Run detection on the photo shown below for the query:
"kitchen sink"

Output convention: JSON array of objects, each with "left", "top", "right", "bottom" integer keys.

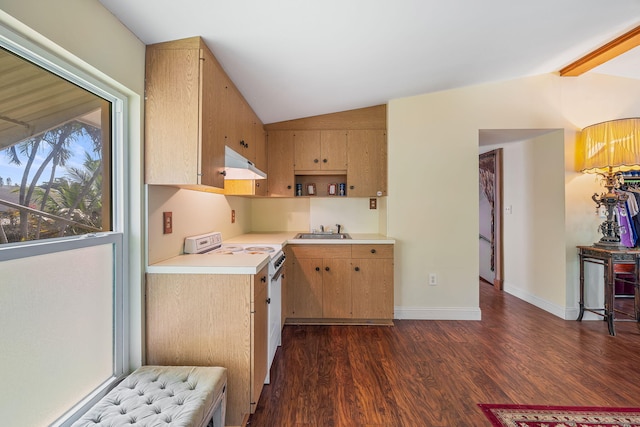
[{"left": 295, "top": 233, "right": 352, "bottom": 239}]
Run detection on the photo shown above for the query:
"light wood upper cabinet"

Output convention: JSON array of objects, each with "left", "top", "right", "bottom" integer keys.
[
  {"left": 145, "top": 36, "right": 266, "bottom": 193},
  {"left": 347, "top": 130, "right": 387, "bottom": 197},
  {"left": 145, "top": 37, "right": 225, "bottom": 189},
  {"left": 265, "top": 105, "right": 387, "bottom": 197},
  {"left": 267, "top": 130, "right": 295, "bottom": 197},
  {"left": 294, "top": 130, "right": 347, "bottom": 172}
]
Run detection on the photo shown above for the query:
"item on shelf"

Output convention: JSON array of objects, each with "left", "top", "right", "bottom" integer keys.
[
  {"left": 307, "top": 183, "right": 316, "bottom": 196},
  {"left": 296, "top": 183, "right": 303, "bottom": 196},
  {"left": 328, "top": 183, "right": 337, "bottom": 195},
  {"left": 339, "top": 183, "right": 346, "bottom": 196}
]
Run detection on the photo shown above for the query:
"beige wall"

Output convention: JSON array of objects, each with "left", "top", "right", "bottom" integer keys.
[
  {"left": 0, "top": 0, "right": 146, "bottom": 366},
  {"left": 482, "top": 130, "right": 567, "bottom": 316},
  {"left": 388, "top": 73, "right": 640, "bottom": 320},
  {"left": 147, "top": 187, "right": 389, "bottom": 263},
  {"left": 147, "top": 186, "right": 252, "bottom": 264}
]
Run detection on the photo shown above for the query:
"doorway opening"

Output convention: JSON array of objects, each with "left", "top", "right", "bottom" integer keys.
[{"left": 479, "top": 149, "right": 503, "bottom": 289}]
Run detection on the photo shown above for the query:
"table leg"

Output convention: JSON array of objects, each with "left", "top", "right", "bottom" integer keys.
[
  {"left": 635, "top": 257, "right": 640, "bottom": 322},
  {"left": 605, "top": 259, "right": 615, "bottom": 336},
  {"left": 578, "top": 253, "right": 585, "bottom": 321}
]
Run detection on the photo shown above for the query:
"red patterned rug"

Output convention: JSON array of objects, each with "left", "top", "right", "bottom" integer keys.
[{"left": 478, "top": 403, "right": 640, "bottom": 426}]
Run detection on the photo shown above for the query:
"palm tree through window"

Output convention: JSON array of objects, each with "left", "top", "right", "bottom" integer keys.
[{"left": 0, "top": 47, "right": 111, "bottom": 243}]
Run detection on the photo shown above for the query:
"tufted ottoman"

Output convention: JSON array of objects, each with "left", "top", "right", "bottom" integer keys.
[{"left": 71, "top": 365, "right": 227, "bottom": 427}]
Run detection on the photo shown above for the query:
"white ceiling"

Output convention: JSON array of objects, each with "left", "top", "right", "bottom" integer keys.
[{"left": 99, "top": 0, "right": 640, "bottom": 125}]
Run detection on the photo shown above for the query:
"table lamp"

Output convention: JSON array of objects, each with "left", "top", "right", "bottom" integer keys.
[{"left": 576, "top": 118, "right": 640, "bottom": 247}]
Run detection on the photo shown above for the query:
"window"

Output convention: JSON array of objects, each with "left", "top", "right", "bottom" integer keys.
[
  {"left": 0, "top": 24, "right": 128, "bottom": 427},
  {"left": 0, "top": 46, "right": 112, "bottom": 244}
]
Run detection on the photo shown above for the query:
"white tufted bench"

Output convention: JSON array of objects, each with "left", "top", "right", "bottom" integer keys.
[{"left": 71, "top": 365, "right": 227, "bottom": 427}]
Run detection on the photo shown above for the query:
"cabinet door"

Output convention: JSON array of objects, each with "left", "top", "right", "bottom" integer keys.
[
  {"left": 144, "top": 47, "right": 200, "bottom": 185},
  {"left": 292, "top": 258, "right": 323, "bottom": 318},
  {"left": 320, "top": 130, "right": 347, "bottom": 171},
  {"left": 322, "top": 258, "right": 351, "bottom": 318},
  {"left": 267, "top": 131, "right": 295, "bottom": 196},
  {"left": 351, "top": 258, "right": 394, "bottom": 319},
  {"left": 239, "top": 102, "right": 257, "bottom": 162},
  {"left": 254, "top": 124, "right": 267, "bottom": 172},
  {"left": 347, "top": 130, "right": 387, "bottom": 197},
  {"left": 200, "top": 45, "right": 225, "bottom": 188},
  {"left": 294, "top": 130, "right": 321, "bottom": 171},
  {"left": 251, "top": 268, "right": 268, "bottom": 412}
]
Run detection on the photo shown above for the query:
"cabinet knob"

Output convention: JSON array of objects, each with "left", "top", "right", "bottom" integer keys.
[
  {"left": 315, "top": 267, "right": 320, "bottom": 272},
  {"left": 323, "top": 158, "right": 328, "bottom": 163},
  {"left": 266, "top": 298, "right": 271, "bottom": 304},
  {"left": 261, "top": 276, "right": 266, "bottom": 282},
  {"left": 287, "top": 185, "right": 292, "bottom": 189},
  {"left": 220, "top": 170, "right": 227, "bottom": 176},
  {"left": 325, "top": 266, "right": 330, "bottom": 272},
  {"left": 370, "top": 249, "right": 377, "bottom": 254},
  {"left": 256, "top": 182, "right": 260, "bottom": 187},
  {"left": 350, "top": 185, "right": 355, "bottom": 190},
  {"left": 354, "top": 266, "right": 360, "bottom": 272},
  {"left": 314, "top": 158, "right": 319, "bottom": 163}
]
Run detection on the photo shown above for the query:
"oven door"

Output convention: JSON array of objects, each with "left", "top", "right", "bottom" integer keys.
[{"left": 266, "top": 261, "right": 283, "bottom": 384}]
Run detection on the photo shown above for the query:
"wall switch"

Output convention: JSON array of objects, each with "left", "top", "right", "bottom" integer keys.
[
  {"left": 163, "top": 212, "right": 172, "bottom": 234},
  {"left": 231, "top": 209, "right": 236, "bottom": 223},
  {"left": 370, "top": 198, "right": 377, "bottom": 209},
  {"left": 429, "top": 273, "right": 437, "bottom": 286}
]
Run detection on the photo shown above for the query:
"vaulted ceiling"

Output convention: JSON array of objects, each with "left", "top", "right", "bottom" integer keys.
[{"left": 99, "top": 0, "right": 640, "bottom": 124}]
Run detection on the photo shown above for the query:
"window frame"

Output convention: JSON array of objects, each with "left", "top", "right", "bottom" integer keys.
[{"left": 0, "top": 23, "right": 130, "bottom": 427}]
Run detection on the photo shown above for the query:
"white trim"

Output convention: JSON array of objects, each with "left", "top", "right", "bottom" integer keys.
[
  {"left": 503, "top": 283, "right": 582, "bottom": 320},
  {"left": 394, "top": 306, "right": 482, "bottom": 320},
  {"left": 0, "top": 21, "right": 130, "bottom": 427}
]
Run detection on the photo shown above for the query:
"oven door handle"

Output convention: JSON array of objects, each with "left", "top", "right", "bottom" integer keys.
[{"left": 271, "top": 267, "right": 284, "bottom": 282}]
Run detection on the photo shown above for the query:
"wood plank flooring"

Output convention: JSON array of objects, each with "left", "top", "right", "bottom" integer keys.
[{"left": 249, "top": 282, "right": 640, "bottom": 426}]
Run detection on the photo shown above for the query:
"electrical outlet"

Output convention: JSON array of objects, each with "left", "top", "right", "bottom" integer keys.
[
  {"left": 429, "top": 273, "right": 437, "bottom": 286},
  {"left": 370, "top": 198, "right": 377, "bottom": 209},
  {"left": 231, "top": 209, "right": 236, "bottom": 223},
  {"left": 163, "top": 212, "right": 172, "bottom": 234}
]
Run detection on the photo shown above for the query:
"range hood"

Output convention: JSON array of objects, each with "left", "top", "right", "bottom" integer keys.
[{"left": 224, "top": 146, "right": 267, "bottom": 180}]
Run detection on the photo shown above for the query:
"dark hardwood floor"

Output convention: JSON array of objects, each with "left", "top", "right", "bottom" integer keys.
[{"left": 249, "top": 282, "right": 640, "bottom": 426}]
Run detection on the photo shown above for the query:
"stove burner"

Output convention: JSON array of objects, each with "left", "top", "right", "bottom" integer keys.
[
  {"left": 244, "top": 246, "right": 275, "bottom": 253},
  {"left": 221, "top": 245, "right": 244, "bottom": 252}
]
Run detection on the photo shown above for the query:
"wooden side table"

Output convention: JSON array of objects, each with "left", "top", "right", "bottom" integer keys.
[{"left": 577, "top": 245, "right": 640, "bottom": 336}]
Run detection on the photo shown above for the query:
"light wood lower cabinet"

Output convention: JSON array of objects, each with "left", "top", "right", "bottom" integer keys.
[
  {"left": 351, "top": 245, "right": 394, "bottom": 319},
  {"left": 287, "top": 244, "right": 393, "bottom": 324},
  {"left": 146, "top": 266, "right": 268, "bottom": 427}
]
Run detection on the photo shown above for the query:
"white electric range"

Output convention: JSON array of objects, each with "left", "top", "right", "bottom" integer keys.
[{"left": 183, "top": 232, "right": 285, "bottom": 383}]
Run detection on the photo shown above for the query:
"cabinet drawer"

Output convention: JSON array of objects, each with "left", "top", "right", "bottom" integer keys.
[
  {"left": 351, "top": 244, "right": 393, "bottom": 259},
  {"left": 290, "top": 244, "right": 351, "bottom": 259}
]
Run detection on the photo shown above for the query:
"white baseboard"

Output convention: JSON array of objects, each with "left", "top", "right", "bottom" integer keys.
[
  {"left": 502, "top": 283, "right": 593, "bottom": 320},
  {"left": 394, "top": 306, "right": 482, "bottom": 320}
]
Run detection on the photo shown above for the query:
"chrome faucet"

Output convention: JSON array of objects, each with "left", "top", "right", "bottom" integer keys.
[
  {"left": 319, "top": 225, "right": 324, "bottom": 233},
  {"left": 336, "top": 224, "right": 342, "bottom": 234}
]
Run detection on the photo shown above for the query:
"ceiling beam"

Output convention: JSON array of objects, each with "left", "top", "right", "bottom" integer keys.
[{"left": 559, "top": 25, "right": 640, "bottom": 76}]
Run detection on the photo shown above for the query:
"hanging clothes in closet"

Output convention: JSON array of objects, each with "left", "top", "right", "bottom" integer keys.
[{"left": 615, "top": 185, "right": 640, "bottom": 247}]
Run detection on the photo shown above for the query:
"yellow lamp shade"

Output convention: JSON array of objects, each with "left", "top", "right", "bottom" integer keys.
[{"left": 576, "top": 118, "right": 640, "bottom": 174}]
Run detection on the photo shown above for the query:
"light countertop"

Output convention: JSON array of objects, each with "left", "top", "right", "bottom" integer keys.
[
  {"left": 226, "top": 232, "right": 395, "bottom": 245},
  {"left": 147, "top": 232, "right": 395, "bottom": 274}
]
